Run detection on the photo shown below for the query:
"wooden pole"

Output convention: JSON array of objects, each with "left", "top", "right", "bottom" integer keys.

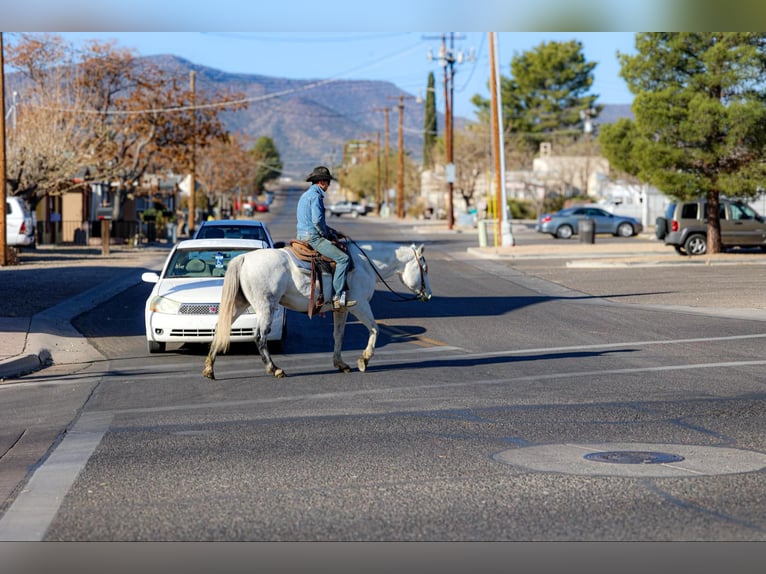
[
  {"left": 0, "top": 33, "right": 9, "bottom": 265},
  {"left": 188, "top": 70, "right": 196, "bottom": 235}
]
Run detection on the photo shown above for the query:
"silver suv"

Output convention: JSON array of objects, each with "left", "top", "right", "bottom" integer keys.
[{"left": 656, "top": 198, "right": 766, "bottom": 255}]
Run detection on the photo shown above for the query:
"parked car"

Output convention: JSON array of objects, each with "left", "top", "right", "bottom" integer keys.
[
  {"left": 193, "top": 219, "right": 281, "bottom": 247},
  {"left": 6, "top": 196, "right": 36, "bottom": 247},
  {"left": 327, "top": 200, "right": 369, "bottom": 218},
  {"left": 656, "top": 198, "right": 766, "bottom": 256},
  {"left": 141, "top": 238, "right": 287, "bottom": 353},
  {"left": 536, "top": 205, "right": 643, "bottom": 239}
]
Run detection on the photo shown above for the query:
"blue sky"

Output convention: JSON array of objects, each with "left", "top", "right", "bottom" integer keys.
[{"left": 52, "top": 32, "right": 637, "bottom": 120}]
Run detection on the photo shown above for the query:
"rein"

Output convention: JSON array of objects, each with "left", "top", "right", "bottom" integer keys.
[{"left": 345, "top": 236, "right": 426, "bottom": 302}]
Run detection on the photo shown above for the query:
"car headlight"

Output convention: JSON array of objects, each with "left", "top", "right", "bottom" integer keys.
[{"left": 148, "top": 295, "right": 182, "bottom": 314}]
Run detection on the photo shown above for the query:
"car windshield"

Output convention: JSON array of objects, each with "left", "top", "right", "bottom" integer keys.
[
  {"left": 165, "top": 248, "right": 255, "bottom": 278},
  {"left": 196, "top": 225, "right": 268, "bottom": 242}
]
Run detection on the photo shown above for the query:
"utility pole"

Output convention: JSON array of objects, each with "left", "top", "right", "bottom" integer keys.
[
  {"left": 188, "top": 70, "right": 196, "bottom": 236},
  {"left": 0, "top": 32, "right": 9, "bottom": 266},
  {"left": 388, "top": 94, "right": 416, "bottom": 219},
  {"left": 427, "top": 32, "right": 472, "bottom": 230},
  {"left": 443, "top": 33, "right": 454, "bottom": 230},
  {"left": 580, "top": 107, "right": 596, "bottom": 196},
  {"left": 375, "top": 131, "right": 381, "bottom": 213},
  {"left": 489, "top": 32, "right": 513, "bottom": 247},
  {"left": 397, "top": 95, "right": 404, "bottom": 218},
  {"left": 374, "top": 106, "right": 390, "bottom": 212}
]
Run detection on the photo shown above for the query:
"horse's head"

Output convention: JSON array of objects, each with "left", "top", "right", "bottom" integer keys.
[{"left": 401, "top": 244, "right": 432, "bottom": 302}]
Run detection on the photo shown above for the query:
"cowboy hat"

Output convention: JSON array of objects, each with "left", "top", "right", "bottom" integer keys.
[{"left": 306, "top": 166, "right": 336, "bottom": 183}]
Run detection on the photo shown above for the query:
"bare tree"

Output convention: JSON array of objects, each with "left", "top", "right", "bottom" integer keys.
[{"left": 4, "top": 33, "right": 246, "bottom": 215}]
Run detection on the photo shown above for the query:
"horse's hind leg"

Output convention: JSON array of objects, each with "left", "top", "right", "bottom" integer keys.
[
  {"left": 253, "top": 310, "right": 286, "bottom": 379},
  {"left": 203, "top": 349, "right": 217, "bottom": 380},
  {"left": 203, "top": 291, "right": 249, "bottom": 380},
  {"left": 256, "top": 334, "right": 286, "bottom": 378}
]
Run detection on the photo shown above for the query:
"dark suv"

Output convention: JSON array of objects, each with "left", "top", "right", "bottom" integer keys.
[{"left": 656, "top": 198, "right": 766, "bottom": 255}]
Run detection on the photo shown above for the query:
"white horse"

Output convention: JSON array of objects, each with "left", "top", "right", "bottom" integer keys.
[{"left": 203, "top": 241, "right": 432, "bottom": 379}]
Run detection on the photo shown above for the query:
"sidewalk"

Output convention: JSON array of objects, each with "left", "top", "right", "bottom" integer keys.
[{"left": 0, "top": 244, "right": 169, "bottom": 381}]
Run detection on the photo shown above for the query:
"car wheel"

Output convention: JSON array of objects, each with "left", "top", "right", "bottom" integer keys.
[
  {"left": 684, "top": 233, "right": 707, "bottom": 256},
  {"left": 148, "top": 340, "right": 166, "bottom": 353},
  {"left": 555, "top": 225, "right": 573, "bottom": 239},
  {"left": 616, "top": 222, "right": 634, "bottom": 237}
]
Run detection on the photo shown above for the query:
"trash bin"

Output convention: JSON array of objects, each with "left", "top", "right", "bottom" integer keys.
[
  {"left": 579, "top": 218, "right": 595, "bottom": 244},
  {"left": 477, "top": 220, "right": 488, "bottom": 247}
]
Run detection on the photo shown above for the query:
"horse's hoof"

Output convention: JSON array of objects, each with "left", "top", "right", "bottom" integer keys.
[
  {"left": 274, "top": 369, "right": 287, "bottom": 378},
  {"left": 337, "top": 364, "right": 352, "bottom": 374},
  {"left": 202, "top": 369, "right": 215, "bottom": 380},
  {"left": 357, "top": 358, "right": 368, "bottom": 372}
]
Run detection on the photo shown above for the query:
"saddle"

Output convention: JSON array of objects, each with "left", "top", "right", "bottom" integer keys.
[{"left": 288, "top": 239, "right": 349, "bottom": 318}]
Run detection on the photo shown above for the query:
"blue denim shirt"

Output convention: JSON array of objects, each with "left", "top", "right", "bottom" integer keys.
[{"left": 296, "top": 183, "right": 329, "bottom": 240}]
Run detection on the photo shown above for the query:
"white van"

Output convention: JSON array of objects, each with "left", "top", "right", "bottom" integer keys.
[{"left": 6, "top": 196, "right": 36, "bottom": 247}]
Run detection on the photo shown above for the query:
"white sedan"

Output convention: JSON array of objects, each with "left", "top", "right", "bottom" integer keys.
[{"left": 141, "top": 238, "right": 286, "bottom": 354}]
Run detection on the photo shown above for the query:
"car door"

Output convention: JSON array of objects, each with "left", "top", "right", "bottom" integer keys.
[
  {"left": 586, "top": 208, "right": 613, "bottom": 233},
  {"left": 721, "top": 202, "right": 766, "bottom": 246}
]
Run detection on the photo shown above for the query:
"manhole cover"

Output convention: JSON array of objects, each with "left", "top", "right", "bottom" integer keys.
[
  {"left": 583, "top": 451, "right": 685, "bottom": 464},
  {"left": 492, "top": 442, "right": 766, "bottom": 477}
]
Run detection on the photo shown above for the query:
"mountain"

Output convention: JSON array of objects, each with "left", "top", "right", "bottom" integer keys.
[
  {"left": 597, "top": 103, "right": 634, "bottom": 125},
  {"left": 144, "top": 55, "right": 441, "bottom": 180}
]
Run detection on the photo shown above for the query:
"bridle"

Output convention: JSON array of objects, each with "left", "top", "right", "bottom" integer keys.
[{"left": 347, "top": 238, "right": 429, "bottom": 302}]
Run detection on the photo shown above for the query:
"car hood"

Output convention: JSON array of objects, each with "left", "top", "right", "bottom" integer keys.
[{"left": 156, "top": 278, "right": 224, "bottom": 302}]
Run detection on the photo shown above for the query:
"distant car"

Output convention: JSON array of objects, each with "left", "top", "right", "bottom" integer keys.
[
  {"left": 6, "top": 196, "right": 36, "bottom": 247},
  {"left": 193, "top": 219, "right": 279, "bottom": 246},
  {"left": 536, "top": 205, "right": 643, "bottom": 239},
  {"left": 141, "top": 238, "right": 286, "bottom": 353},
  {"left": 327, "top": 200, "right": 369, "bottom": 218},
  {"left": 254, "top": 202, "right": 269, "bottom": 213}
]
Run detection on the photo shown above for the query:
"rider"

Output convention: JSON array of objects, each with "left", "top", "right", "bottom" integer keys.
[{"left": 296, "top": 166, "right": 357, "bottom": 310}]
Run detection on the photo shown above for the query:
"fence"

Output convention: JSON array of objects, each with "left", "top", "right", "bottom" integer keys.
[{"left": 36, "top": 220, "right": 141, "bottom": 246}]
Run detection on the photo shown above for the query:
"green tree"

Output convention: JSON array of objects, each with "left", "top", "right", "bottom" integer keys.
[
  {"left": 600, "top": 32, "right": 766, "bottom": 253},
  {"left": 472, "top": 39, "right": 601, "bottom": 155},
  {"left": 422, "top": 72, "right": 438, "bottom": 169},
  {"left": 250, "top": 136, "right": 282, "bottom": 193}
]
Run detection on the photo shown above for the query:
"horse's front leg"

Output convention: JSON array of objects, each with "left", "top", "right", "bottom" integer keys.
[
  {"left": 332, "top": 310, "right": 352, "bottom": 373},
  {"left": 350, "top": 303, "right": 377, "bottom": 372}
]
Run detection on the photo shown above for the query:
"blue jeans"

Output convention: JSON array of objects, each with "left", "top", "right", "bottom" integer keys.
[{"left": 303, "top": 236, "right": 350, "bottom": 297}]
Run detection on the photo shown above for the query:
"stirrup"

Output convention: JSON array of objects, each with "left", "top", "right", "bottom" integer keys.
[{"left": 332, "top": 292, "right": 357, "bottom": 310}]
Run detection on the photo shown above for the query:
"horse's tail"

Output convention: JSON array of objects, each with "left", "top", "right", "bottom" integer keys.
[{"left": 211, "top": 255, "right": 245, "bottom": 355}]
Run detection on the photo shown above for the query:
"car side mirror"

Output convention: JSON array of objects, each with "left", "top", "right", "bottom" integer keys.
[
  {"left": 273, "top": 241, "right": 286, "bottom": 249},
  {"left": 141, "top": 272, "right": 160, "bottom": 284}
]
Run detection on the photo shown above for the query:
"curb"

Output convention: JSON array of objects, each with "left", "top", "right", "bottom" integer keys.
[{"left": 0, "top": 251, "right": 168, "bottom": 381}]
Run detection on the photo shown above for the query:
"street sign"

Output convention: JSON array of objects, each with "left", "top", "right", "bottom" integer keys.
[{"left": 445, "top": 163, "right": 455, "bottom": 183}]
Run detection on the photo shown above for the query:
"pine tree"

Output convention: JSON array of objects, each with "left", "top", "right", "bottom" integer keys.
[{"left": 600, "top": 32, "right": 766, "bottom": 253}]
